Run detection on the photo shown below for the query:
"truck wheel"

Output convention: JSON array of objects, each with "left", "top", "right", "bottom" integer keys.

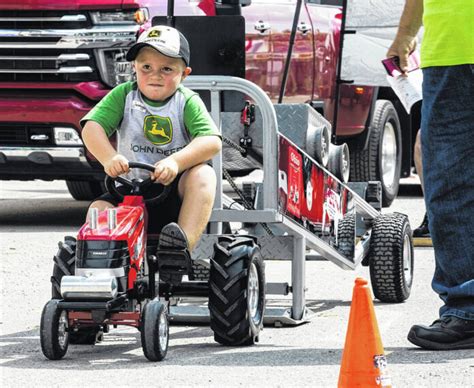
[
  {"left": 51, "top": 237, "right": 76, "bottom": 299},
  {"left": 306, "top": 124, "right": 330, "bottom": 167},
  {"left": 368, "top": 213, "right": 413, "bottom": 302},
  {"left": 349, "top": 100, "right": 401, "bottom": 207},
  {"left": 40, "top": 299, "right": 69, "bottom": 360},
  {"left": 66, "top": 180, "right": 105, "bottom": 201},
  {"left": 328, "top": 143, "right": 350, "bottom": 183},
  {"left": 141, "top": 300, "right": 169, "bottom": 361},
  {"left": 209, "top": 236, "right": 265, "bottom": 346}
]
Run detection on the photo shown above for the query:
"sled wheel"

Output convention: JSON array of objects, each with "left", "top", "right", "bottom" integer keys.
[
  {"left": 69, "top": 326, "right": 103, "bottom": 345},
  {"left": 337, "top": 213, "right": 356, "bottom": 259},
  {"left": 40, "top": 299, "right": 69, "bottom": 360},
  {"left": 141, "top": 300, "right": 169, "bottom": 361},
  {"left": 209, "top": 236, "right": 266, "bottom": 346},
  {"left": 328, "top": 143, "right": 350, "bottom": 183},
  {"left": 368, "top": 213, "right": 413, "bottom": 302},
  {"left": 51, "top": 236, "right": 76, "bottom": 299},
  {"left": 306, "top": 124, "right": 330, "bottom": 167}
]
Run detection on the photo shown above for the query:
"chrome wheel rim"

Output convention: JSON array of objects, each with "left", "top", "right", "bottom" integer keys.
[
  {"left": 403, "top": 234, "right": 413, "bottom": 286},
  {"left": 321, "top": 127, "right": 329, "bottom": 166},
  {"left": 381, "top": 122, "right": 397, "bottom": 189},
  {"left": 247, "top": 262, "right": 260, "bottom": 323},
  {"left": 342, "top": 144, "right": 350, "bottom": 183},
  {"left": 58, "top": 310, "right": 68, "bottom": 349},
  {"left": 158, "top": 309, "right": 168, "bottom": 352}
]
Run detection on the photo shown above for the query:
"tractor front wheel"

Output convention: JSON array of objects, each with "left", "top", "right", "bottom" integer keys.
[
  {"left": 40, "top": 299, "right": 69, "bottom": 360},
  {"left": 141, "top": 300, "right": 169, "bottom": 361}
]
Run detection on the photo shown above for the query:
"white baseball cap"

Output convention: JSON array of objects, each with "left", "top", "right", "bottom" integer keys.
[{"left": 126, "top": 25, "right": 190, "bottom": 66}]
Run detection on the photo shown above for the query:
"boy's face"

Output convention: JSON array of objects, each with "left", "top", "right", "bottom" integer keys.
[{"left": 134, "top": 47, "right": 191, "bottom": 101}]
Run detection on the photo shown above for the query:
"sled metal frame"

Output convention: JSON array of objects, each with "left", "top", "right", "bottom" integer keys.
[{"left": 176, "top": 75, "right": 380, "bottom": 325}]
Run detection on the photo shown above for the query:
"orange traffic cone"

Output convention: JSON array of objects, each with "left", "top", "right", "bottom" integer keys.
[{"left": 338, "top": 277, "right": 392, "bottom": 388}]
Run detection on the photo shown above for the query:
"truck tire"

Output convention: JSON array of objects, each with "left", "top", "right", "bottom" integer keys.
[
  {"left": 209, "top": 236, "right": 265, "bottom": 346},
  {"left": 349, "top": 100, "right": 401, "bottom": 207},
  {"left": 51, "top": 237, "right": 76, "bottom": 299},
  {"left": 368, "top": 213, "right": 413, "bottom": 302},
  {"left": 66, "top": 180, "right": 105, "bottom": 201}
]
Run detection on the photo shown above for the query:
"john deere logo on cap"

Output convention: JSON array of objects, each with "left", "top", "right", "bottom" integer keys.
[
  {"left": 144, "top": 115, "right": 173, "bottom": 145},
  {"left": 147, "top": 29, "right": 161, "bottom": 38}
]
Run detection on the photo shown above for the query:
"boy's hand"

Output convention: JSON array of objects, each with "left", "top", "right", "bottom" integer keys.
[
  {"left": 387, "top": 34, "right": 417, "bottom": 74},
  {"left": 104, "top": 154, "right": 130, "bottom": 178},
  {"left": 153, "top": 157, "right": 179, "bottom": 186}
]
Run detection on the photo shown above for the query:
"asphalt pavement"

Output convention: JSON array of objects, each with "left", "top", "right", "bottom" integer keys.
[{"left": 0, "top": 179, "right": 473, "bottom": 387}]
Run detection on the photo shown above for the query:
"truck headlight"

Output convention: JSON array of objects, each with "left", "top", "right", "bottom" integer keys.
[
  {"left": 90, "top": 8, "right": 149, "bottom": 25},
  {"left": 54, "top": 127, "right": 83, "bottom": 146},
  {"left": 96, "top": 48, "right": 134, "bottom": 88}
]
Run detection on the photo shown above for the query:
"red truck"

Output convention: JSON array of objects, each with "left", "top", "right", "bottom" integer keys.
[{"left": 0, "top": 0, "right": 418, "bottom": 206}]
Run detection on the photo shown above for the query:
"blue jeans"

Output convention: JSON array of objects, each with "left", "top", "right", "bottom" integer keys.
[{"left": 421, "top": 64, "right": 474, "bottom": 320}]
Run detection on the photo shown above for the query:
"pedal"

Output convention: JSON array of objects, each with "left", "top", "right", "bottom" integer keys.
[{"left": 156, "top": 248, "right": 193, "bottom": 282}]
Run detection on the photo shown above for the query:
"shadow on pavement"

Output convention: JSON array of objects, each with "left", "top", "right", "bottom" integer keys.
[
  {"left": 2, "top": 326, "right": 472, "bottom": 370},
  {"left": 0, "top": 198, "right": 87, "bottom": 228}
]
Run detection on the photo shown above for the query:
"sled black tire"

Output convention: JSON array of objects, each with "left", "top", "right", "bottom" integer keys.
[
  {"left": 337, "top": 213, "right": 356, "bottom": 259},
  {"left": 40, "top": 299, "right": 69, "bottom": 360},
  {"left": 369, "top": 213, "right": 413, "bottom": 302},
  {"left": 349, "top": 100, "right": 401, "bottom": 207},
  {"left": 209, "top": 236, "right": 265, "bottom": 346},
  {"left": 51, "top": 237, "right": 76, "bottom": 299},
  {"left": 141, "top": 300, "right": 169, "bottom": 361}
]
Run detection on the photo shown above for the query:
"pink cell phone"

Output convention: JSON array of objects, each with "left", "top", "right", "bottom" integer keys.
[{"left": 382, "top": 53, "right": 420, "bottom": 76}]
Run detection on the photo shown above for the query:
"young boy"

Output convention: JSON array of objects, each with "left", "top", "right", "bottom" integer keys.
[{"left": 80, "top": 25, "right": 222, "bottom": 256}]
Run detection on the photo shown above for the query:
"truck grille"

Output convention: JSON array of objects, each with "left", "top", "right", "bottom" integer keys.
[
  {"left": 0, "top": 10, "right": 136, "bottom": 83},
  {"left": 0, "top": 10, "right": 92, "bottom": 29},
  {"left": 0, "top": 124, "right": 54, "bottom": 146}
]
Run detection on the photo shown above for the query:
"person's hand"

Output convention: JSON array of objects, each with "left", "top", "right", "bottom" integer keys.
[
  {"left": 153, "top": 157, "right": 179, "bottom": 186},
  {"left": 387, "top": 34, "right": 417, "bottom": 74},
  {"left": 103, "top": 154, "right": 129, "bottom": 178}
]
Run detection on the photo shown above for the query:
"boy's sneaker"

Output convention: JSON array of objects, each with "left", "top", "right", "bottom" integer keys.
[
  {"left": 407, "top": 316, "right": 474, "bottom": 350},
  {"left": 413, "top": 212, "right": 430, "bottom": 238},
  {"left": 157, "top": 223, "right": 191, "bottom": 285}
]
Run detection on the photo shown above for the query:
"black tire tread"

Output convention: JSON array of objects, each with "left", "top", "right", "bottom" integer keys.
[
  {"left": 51, "top": 237, "right": 77, "bottom": 299},
  {"left": 141, "top": 300, "right": 168, "bottom": 361},
  {"left": 369, "top": 213, "right": 413, "bottom": 303},
  {"left": 40, "top": 299, "right": 68, "bottom": 360},
  {"left": 209, "top": 236, "right": 265, "bottom": 346},
  {"left": 349, "top": 100, "right": 401, "bottom": 207}
]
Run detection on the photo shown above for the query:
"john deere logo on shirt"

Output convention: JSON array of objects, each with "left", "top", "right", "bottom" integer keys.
[{"left": 144, "top": 115, "right": 173, "bottom": 145}]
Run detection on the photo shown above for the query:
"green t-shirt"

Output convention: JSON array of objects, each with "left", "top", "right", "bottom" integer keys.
[
  {"left": 421, "top": 0, "right": 474, "bottom": 67},
  {"left": 80, "top": 82, "right": 220, "bottom": 174}
]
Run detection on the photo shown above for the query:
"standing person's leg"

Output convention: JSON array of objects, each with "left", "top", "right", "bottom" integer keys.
[
  {"left": 408, "top": 64, "right": 474, "bottom": 350},
  {"left": 413, "top": 130, "right": 430, "bottom": 238}
]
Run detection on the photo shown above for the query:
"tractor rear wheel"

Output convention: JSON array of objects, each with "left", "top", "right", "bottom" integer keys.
[
  {"left": 209, "top": 236, "right": 265, "bottom": 346},
  {"left": 40, "top": 299, "right": 69, "bottom": 360},
  {"left": 51, "top": 237, "right": 76, "bottom": 299}
]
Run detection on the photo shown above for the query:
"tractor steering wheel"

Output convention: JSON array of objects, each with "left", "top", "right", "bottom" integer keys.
[{"left": 104, "top": 162, "right": 172, "bottom": 205}]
